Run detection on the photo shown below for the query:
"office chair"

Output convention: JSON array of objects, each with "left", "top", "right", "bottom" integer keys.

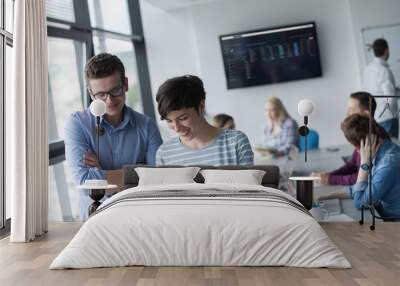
[{"left": 299, "top": 129, "right": 319, "bottom": 152}]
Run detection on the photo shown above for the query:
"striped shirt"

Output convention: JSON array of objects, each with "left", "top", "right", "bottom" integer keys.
[{"left": 156, "top": 129, "right": 254, "bottom": 166}]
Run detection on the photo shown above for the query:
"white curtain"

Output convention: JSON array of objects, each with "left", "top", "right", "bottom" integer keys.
[{"left": 9, "top": 0, "right": 49, "bottom": 242}]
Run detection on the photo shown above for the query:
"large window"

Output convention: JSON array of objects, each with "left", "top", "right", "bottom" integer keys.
[
  {"left": 88, "top": 0, "right": 132, "bottom": 35},
  {"left": 1, "top": 0, "right": 14, "bottom": 234},
  {"left": 93, "top": 34, "right": 142, "bottom": 112},
  {"left": 5, "top": 0, "right": 13, "bottom": 33},
  {"left": 46, "top": 0, "right": 153, "bottom": 221},
  {"left": 47, "top": 37, "right": 87, "bottom": 220},
  {"left": 48, "top": 37, "right": 86, "bottom": 141}
]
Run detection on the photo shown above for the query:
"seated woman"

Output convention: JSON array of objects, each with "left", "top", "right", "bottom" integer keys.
[
  {"left": 259, "top": 97, "right": 299, "bottom": 156},
  {"left": 317, "top": 114, "right": 400, "bottom": 218},
  {"left": 155, "top": 75, "right": 254, "bottom": 166},
  {"left": 213, "top": 113, "right": 235, "bottom": 129}
]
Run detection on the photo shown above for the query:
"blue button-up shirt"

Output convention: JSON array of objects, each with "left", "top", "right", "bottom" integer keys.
[
  {"left": 64, "top": 105, "right": 162, "bottom": 220},
  {"left": 349, "top": 139, "right": 400, "bottom": 217}
]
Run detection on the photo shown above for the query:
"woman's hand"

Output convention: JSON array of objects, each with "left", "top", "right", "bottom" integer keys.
[{"left": 359, "top": 135, "right": 379, "bottom": 165}]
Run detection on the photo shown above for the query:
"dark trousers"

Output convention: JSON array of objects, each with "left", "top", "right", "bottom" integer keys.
[{"left": 373, "top": 202, "right": 400, "bottom": 222}]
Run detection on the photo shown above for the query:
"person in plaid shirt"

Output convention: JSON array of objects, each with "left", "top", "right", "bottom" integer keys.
[{"left": 261, "top": 97, "right": 299, "bottom": 157}]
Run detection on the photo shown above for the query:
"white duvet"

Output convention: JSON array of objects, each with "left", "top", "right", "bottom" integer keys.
[{"left": 50, "top": 183, "right": 351, "bottom": 269}]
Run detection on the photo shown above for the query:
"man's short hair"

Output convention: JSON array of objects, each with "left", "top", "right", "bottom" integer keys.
[
  {"left": 350, "top": 91, "right": 377, "bottom": 117},
  {"left": 85, "top": 53, "right": 126, "bottom": 84},
  {"left": 341, "top": 114, "right": 383, "bottom": 148},
  {"left": 156, "top": 75, "right": 206, "bottom": 120},
  {"left": 213, "top": 113, "right": 234, "bottom": 128},
  {"left": 372, "top": 38, "right": 388, "bottom": 57}
]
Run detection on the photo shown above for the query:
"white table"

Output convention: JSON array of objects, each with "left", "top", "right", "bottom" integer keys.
[
  {"left": 255, "top": 144, "right": 362, "bottom": 222},
  {"left": 255, "top": 143, "right": 354, "bottom": 175},
  {"left": 289, "top": 176, "right": 319, "bottom": 210},
  {"left": 313, "top": 184, "right": 372, "bottom": 222},
  {"left": 255, "top": 142, "right": 400, "bottom": 222},
  {"left": 78, "top": 184, "right": 118, "bottom": 215}
]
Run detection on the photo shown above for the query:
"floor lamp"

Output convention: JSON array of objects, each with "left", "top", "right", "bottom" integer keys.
[
  {"left": 89, "top": 99, "right": 106, "bottom": 162},
  {"left": 87, "top": 99, "right": 107, "bottom": 215},
  {"left": 297, "top": 99, "right": 314, "bottom": 162}
]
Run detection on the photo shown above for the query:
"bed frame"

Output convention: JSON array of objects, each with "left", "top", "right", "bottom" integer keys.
[{"left": 123, "top": 165, "right": 280, "bottom": 189}]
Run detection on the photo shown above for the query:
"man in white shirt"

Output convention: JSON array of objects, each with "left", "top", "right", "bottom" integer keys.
[{"left": 363, "top": 38, "right": 398, "bottom": 138}]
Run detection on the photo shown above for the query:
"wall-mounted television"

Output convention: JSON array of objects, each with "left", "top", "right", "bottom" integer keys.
[{"left": 220, "top": 22, "right": 322, "bottom": 89}]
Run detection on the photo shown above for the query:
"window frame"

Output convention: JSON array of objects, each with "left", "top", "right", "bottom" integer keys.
[
  {"left": 0, "top": 0, "right": 13, "bottom": 235},
  {"left": 1, "top": 0, "right": 155, "bottom": 231},
  {"left": 47, "top": 25, "right": 93, "bottom": 165}
]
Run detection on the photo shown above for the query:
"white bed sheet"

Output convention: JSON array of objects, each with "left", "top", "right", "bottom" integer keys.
[{"left": 50, "top": 183, "right": 351, "bottom": 269}]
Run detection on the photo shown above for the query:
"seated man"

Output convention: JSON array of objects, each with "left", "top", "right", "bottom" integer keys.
[
  {"left": 317, "top": 114, "right": 400, "bottom": 218},
  {"left": 64, "top": 53, "right": 163, "bottom": 220},
  {"left": 312, "top": 92, "right": 388, "bottom": 185},
  {"left": 155, "top": 75, "right": 253, "bottom": 165}
]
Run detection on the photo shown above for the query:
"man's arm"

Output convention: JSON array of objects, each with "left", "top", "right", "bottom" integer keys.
[
  {"left": 317, "top": 189, "right": 351, "bottom": 201},
  {"left": 328, "top": 172, "right": 358, "bottom": 185},
  {"left": 83, "top": 150, "right": 124, "bottom": 188},
  {"left": 327, "top": 150, "right": 359, "bottom": 185},
  {"left": 64, "top": 115, "right": 106, "bottom": 185},
  {"left": 329, "top": 150, "right": 359, "bottom": 176},
  {"left": 145, "top": 119, "right": 163, "bottom": 166},
  {"left": 380, "top": 69, "right": 396, "bottom": 96}
]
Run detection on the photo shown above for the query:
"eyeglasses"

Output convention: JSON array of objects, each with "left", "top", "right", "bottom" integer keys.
[{"left": 90, "top": 84, "right": 124, "bottom": 101}]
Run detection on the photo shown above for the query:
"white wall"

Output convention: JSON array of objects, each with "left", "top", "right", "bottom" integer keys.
[
  {"left": 348, "top": 0, "right": 400, "bottom": 80},
  {"left": 141, "top": 0, "right": 361, "bottom": 147},
  {"left": 140, "top": 1, "right": 203, "bottom": 139},
  {"left": 140, "top": 1, "right": 201, "bottom": 100}
]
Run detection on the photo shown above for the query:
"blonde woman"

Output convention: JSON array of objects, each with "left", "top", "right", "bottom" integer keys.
[{"left": 260, "top": 97, "right": 299, "bottom": 156}]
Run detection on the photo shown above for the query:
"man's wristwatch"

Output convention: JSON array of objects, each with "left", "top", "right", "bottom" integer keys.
[{"left": 360, "top": 163, "right": 370, "bottom": 172}]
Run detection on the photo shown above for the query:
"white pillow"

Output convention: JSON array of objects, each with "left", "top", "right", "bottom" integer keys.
[
  {"left": 135, "top": 167, "right": 201, "bottom": 186},
  {"left": 200, "top": 169, "right": 266, "bottom": 185}
]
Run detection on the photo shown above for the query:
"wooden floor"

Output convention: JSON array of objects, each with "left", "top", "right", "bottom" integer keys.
[{"left": 0, "top": 222, "right": 399, "bottom": 286}]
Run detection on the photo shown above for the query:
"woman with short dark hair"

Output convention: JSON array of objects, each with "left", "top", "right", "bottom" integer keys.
[{"left": 155, "top": 75, "right": 253, "bottom": 166}]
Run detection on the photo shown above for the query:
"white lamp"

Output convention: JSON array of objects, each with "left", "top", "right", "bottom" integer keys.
[
  {"left": 298, "top": 99, "right": 314, "bottom": 117},
  {"left": 82, "top": 99, "right": 108, "bottom": 216},
  {"left": 89, "top": 99, "right": 106, "bottom": 162},
  {"left": 90, "top": 99, "right": 107, "bottom": 117},
  {"left": 297, "top": 99, "right": 314, "bottom": 162}
]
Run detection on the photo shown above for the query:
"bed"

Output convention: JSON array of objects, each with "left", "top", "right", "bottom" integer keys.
[{"left": 50, "top": 165, "right": 350, "bottom": 269}]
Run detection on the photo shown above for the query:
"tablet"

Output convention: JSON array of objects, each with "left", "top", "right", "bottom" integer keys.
[{"left": 254, "top": 146, "right": 277, "bottom": 153}]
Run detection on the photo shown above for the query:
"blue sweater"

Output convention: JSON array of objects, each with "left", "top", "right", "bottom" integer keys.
[{"left": 349, "top": 139, "right": 400, "bottom": 217}]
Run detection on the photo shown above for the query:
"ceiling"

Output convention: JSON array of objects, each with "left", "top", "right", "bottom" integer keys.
[{"left": 143, "top": 0, "right": 223, "bottom": 10}]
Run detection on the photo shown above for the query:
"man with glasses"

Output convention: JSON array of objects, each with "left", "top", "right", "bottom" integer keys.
[{"left": 64, "top": 53, "right": 163, "bottom": 220}]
